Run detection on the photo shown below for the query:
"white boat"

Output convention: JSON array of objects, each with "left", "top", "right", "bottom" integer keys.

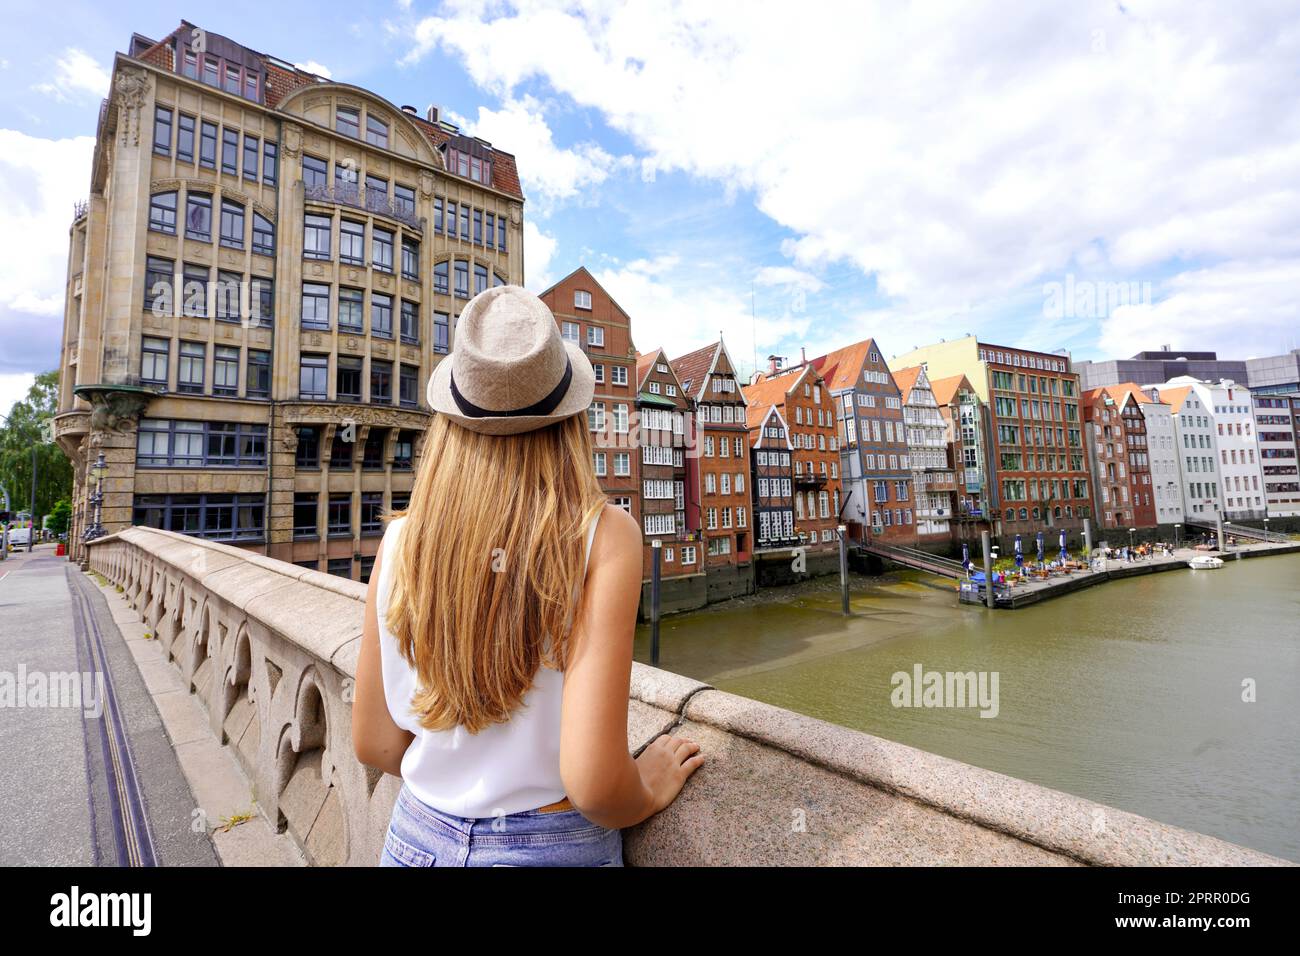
[{"left": 1189, "top": 555, "right": 1224, "bottom": 570}]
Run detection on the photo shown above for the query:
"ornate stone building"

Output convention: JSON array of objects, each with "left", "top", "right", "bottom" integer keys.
[{"left": 55, "top": 21, "right": 525, "bottom": 579}]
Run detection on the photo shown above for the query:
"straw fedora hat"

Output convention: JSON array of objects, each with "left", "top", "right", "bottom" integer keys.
[{"left": 426, "top": 284, "right": 596, "bottom": 436}]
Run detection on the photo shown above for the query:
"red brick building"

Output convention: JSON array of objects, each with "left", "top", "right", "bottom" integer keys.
[
  {"left": 742, "top": 362, "right": 841, "bottom": 552},
  {"left": 1083, "top": 383, "right": 1157, "bottom": 530},
  {"left": 540, "top": 267, "right": 639, "bottom": 525},
  {"left": 747, "top": 404, "right": 798, "bottom": 550},
  {"left": 635, "top": 347, "right": 700, "bottom": 578},
  {"left": 670, "top": 339, "right": 753, "bottom": 583}
]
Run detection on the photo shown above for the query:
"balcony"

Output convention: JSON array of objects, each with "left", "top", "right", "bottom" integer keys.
[
  {"left": 305, "top": 181, "right": 424, "bottom": 233},
  {"left": 794, "top": 471, "right": 827, "bottom": 488}
]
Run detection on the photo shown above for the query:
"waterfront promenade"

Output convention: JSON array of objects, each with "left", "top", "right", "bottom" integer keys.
[
  {"left": 32, "top": 525, "right": 1283, "bottom": 867},
  {"left": 989, "top": 540, "right": 1300, "bottom": 608}
]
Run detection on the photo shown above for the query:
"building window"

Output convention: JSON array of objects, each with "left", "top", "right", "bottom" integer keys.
[
  {"left": 328, "top": 494, "right": 352, "bottom": 536},
  {"left": 498, "top": 217, "right": 506, "bottom": 250},
  {"left": 459, "top": 204, "right": 470, "bottom": 239},
  {"left": 587, "top": 326, "right": 605, "bottom": 348},
  {"left": 473, "top": 209, "right": 483, "bottom": 244},
  {"left": 221, "top": 128, "right": 238, "bottom": 175},
  {"left": 366, "top": 115, "right": 389, "bottom": 148},
  {"left": 243, "top": 134, "right": 259, "bottom": 181},
  {"left": 219, "top": 200, "right": 245, "bottom": 249},
  {"left": 182, "top": 263, "right": 208, "bottom": 317},
  {"left": 247, "top": 350, "right": 270, "bottom": 399},
  {"left": 366, "top": 175, "right": 388, "bottom": 211},
  {"left": 339, "top": 219, "right": 364, "bottom": 264},
  {"left": 293, "top": 493, "right": 318, "bottom": 538},
  {"left": 363, "top": 429, "right": 386, "bottom": 470},
  {"left": 433, "top": 312, "right": 450, "bottom": 353},
  {"left": 137, "top": 419, "right": 266, "bottom": 468},
  {"left": 338, "top": 287, "right": 364, "bottom": 332},
  {"left": 400, "top": 300, "right": 419, "bottom": 344},
  {"left": 454, "top": 260, "right": 470, "bottom": 298},
  {"left": 263, "top": 140, "right": 278, "bottom": 185},
  {"left": 327, "top": 558, "right": 353, "bottom": 578},
  {"left": 185, "top": 193, "right": 212, "bottom": 241},
  {"left": 612, "top": 366, "right": 628, "bottom": 387},
  {"left": 371, "top": 293, "right": 393, "bottom": 338},
  {"left": 400, "top": 365, "right": 418, "bottom": 407},
  {"left": 215, "top": 269, "right": 242, "bottom": 321},
  {"left": 178, "top": 342, "right": 205, "bottom": 394},
  {"left": 299, "top": 354, "right": 329, "bottom": 400},
  {"left": 295, "top": 427, "right": 321, "bottom": 469},
  {"left": 153, "top": 107, "right": 172, "bottom": 154},
  {"left": 434, "top": 260, "right": 449, "bottom": 294},
  {"left": 304, "top": 214, "right": 332, "bottom": 259},
  {"left": 133, "top": 494, "right": 264, "bottom": 542},
  {"left": 401, "top": 238, "right": 419, "bottom": 279},
  {"left": 141, "top": 337, "right": 169, "bottom": 385},
  {"left": 395, "top": 184, "right": 416, "bottom": 220},
  {"left": 373, "top": 227, "right": 394, "bottom": 272},
  {"left": 371, "top": 359, "right": 393, "bottom": 404},
  {"left": 330, "top": 432, "right": 353, "bottom": 469},
  {"left": 561, "top": 322, "right": 580, "bottom": 343},
  {"left": 199, "top": 121, "right": 217, "bottom": 169},
  {"left": 251, "top": 279, "right": 273, "bottom": 327},
  {"left": 394, "top": 432, "right": 414, "bottom": 470},
  {"left": 575, "top": 290, "right": 592, "bottom": 310},
  {"left": 213, "top": 346, "right": 240, "bottom": 396},
  {"left": 337, "top": 355, "right": 363, "bottom": 401},
  {"left": 252, "top": 213, "right": 275, "bottom": 256},
  {"left": 361, "top": 492, "right": 384, "bottom": 534},
  {"left": 177, "top": 114, "right": 195, "bottom": 163},
  {"left": 336, "top": 107, "right": 360, "bottom": 139},
  {"left": 144, "top": 257, "right": 173, "bottom": 313},
  {"left": 302, "top": 283, "right": 331, "bottom": 329},
  {"left": 303, "top": 154, "right": 327, "bottom": 190},
  {"left": 474, "top": 263, "right": 488, "bottom": 295}
]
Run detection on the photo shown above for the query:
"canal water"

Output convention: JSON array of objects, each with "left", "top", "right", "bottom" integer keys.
[{"left": 635, "top": 552, "right": 1300, "bottom": 861}]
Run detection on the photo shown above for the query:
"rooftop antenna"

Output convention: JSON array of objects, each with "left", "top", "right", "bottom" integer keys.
[{"left": 751, "top": 283, "right": 757, "bottom": 383}]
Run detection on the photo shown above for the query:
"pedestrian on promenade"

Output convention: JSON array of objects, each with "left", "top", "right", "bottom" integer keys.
[{"left": 352, "top": 286, "right": 702, "bottom": 867}]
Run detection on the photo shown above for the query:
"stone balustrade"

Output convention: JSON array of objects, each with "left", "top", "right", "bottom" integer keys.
[{"left": 87, "top": 527, "right": 1289, "bottom": 866}]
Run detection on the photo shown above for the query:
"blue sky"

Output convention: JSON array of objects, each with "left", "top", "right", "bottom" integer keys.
[{"left": 3, "top": 0, "right": 1299, "bottom": 417}]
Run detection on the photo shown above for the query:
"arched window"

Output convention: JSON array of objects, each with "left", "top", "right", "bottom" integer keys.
[{"left": 149, "top": 192, "right": 177, "bottom": 234}]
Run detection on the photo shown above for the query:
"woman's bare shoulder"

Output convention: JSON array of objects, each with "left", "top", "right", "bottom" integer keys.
[{"left": 592, "top": 502, "right": 642, "bottom": 563}]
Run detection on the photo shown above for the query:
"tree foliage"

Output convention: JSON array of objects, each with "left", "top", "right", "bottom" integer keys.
[{"left": 0, "top": 371, "right": 72, "bottom": 522}]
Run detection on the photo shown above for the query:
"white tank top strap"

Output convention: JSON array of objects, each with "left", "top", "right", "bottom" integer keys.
[{"left": 583, "top": 506, "right": 601, "bottom": 575}]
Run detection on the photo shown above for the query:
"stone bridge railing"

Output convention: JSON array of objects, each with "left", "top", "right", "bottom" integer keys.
[{"left": 87, "top": 527, "right": 1289, "bottom": 866}]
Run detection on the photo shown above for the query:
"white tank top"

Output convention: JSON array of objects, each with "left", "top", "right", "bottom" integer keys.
[{"left": 375, "top": 510, "right": 600, "bottom": 818}]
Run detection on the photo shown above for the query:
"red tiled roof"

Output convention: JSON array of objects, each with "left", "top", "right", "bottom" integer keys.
[
  {"left": 745, "top": 400, "right": 774, "bottom": 431},
  {"left": 669, "top": 342, "right": 719, "bottom": 401},
  {"left": 929, "top": 373, "right": 970, "bottom": 407},
  {"left": 890, "top": 365, "right": 924, "bottom": 404},
  {"left": 1152, "top": 385, "right": 1193, "bottom": 413},
  {"left": 807, "top": 338, "right": 877, "bottom": 393}
]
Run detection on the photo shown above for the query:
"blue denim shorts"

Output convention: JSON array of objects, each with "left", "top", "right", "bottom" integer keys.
[{"left": 380, "top": 783, "right": 624, "bottom": 867}]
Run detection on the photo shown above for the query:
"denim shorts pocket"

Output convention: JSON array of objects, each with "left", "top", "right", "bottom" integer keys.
[{"left": 381, "top": 827, "right": 436, "bottom": 867}]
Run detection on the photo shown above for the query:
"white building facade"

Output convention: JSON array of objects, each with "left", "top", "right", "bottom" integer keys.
[{"left": 1138, "top": 392, "right": 1184, "bottom": 525}]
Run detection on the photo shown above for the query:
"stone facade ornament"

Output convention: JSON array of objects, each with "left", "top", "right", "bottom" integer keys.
[
  {"left": 87, "top": 388, "right": 152, "bottom": 433},
  {"left": 283, "top": 124, "right": 303, "bottom": 158},
  {"left": 114, "top": 68, "right": 150, "bottom": 147}
]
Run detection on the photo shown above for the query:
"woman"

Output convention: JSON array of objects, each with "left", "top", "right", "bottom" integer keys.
[{"left": 352, "top": 285, "right": 703, "bottom": 866}]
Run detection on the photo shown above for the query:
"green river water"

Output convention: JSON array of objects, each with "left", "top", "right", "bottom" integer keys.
[{"left": 634, "top": 552, "right": 1300, "bottom": 861}]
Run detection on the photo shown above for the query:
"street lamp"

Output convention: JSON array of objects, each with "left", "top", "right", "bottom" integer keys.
[
  {"left": 1174, "top": 523, "right": 1181, "bottom": 550},
  {"left": 83, "top": 453, "right": 108, "bottom": 542},
  {"left": 1128, "top": 527, "right": 1136, "bottom": 552}
]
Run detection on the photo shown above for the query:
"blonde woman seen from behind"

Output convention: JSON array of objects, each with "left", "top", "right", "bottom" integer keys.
[{"left": 352, "top": 285, "right": 702, "bottom": 867}]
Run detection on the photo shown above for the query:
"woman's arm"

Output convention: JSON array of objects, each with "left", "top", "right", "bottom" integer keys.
[
  {"left": 353, "top": 533, "right": 414, "bottom": 777},
  {"left": 559, "top": 504, "right": 703, "bottom": 829}
]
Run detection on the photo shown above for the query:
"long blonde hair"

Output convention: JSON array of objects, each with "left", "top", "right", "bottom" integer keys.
[{"left": 385, "top": 412, "right": 607, "bottom": 733}]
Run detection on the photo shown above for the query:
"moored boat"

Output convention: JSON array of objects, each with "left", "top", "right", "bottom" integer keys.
[{"left": 1189, "top": 555, "right": 1224, "bottom": 570}]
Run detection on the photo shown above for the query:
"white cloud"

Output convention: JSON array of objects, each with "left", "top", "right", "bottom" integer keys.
[
  {"left": 523, "top": 220, "right": 559, "bottom": 292},
  {"left": 754, "top": 266, "right": 825, "bottom": 294},
  {"left": 0, "top": 130, "right": 96, "bottom": 374},
  {"left": 32, "top": 48, "right": 110, "bottom": 102},
  {"left": 403, "top": 0, "right": 1300, "bottom": 342},
  {"left": 1099, "top": 259, "right": 1300, "bottom": 361},
  {"left": 448, "top": 95, "right": 626, "bottom": 206},
  {"left": 0, "top": 373, "right": 37, "bottom": 421},
  {"left": 295, "top": 60, "right": 334, "bottom": 79}
]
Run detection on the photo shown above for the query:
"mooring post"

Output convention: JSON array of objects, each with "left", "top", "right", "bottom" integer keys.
[
  {"left": 982, "top": 529, "right": 995, "bottom": 610},
  {"left": 650, "top": 539, "right": 662, "bottom": 666},
  {"left": 838, "top": 524, "right": 850, "bottom": 615}
]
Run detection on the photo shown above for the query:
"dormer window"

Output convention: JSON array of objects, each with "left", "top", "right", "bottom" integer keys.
[
  {"left": 447, "top": 148, "right": 492, "bottom": 185},
  {"left": 575, "top": 290, "right": 592, "bottom": 310}
]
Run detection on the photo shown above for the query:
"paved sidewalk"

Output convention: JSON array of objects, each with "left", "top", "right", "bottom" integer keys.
[{"left": 0, "top": 545, "right": 242, "bottom": 865}]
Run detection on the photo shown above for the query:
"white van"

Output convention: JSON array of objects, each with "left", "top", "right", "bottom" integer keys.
[{"left": 6, "top": 526, "right": 31, "bottom": 547}]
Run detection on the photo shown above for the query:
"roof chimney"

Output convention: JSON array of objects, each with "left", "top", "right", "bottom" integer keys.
[
  {"left": 426, "top": 104, "right": 440, "bottom": 124},
  {"left": 401, "top": 105, "right": 418, "bottom": 115},
  {"left": 767, "top": 354, "right": 785, "bottom": 375}
]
